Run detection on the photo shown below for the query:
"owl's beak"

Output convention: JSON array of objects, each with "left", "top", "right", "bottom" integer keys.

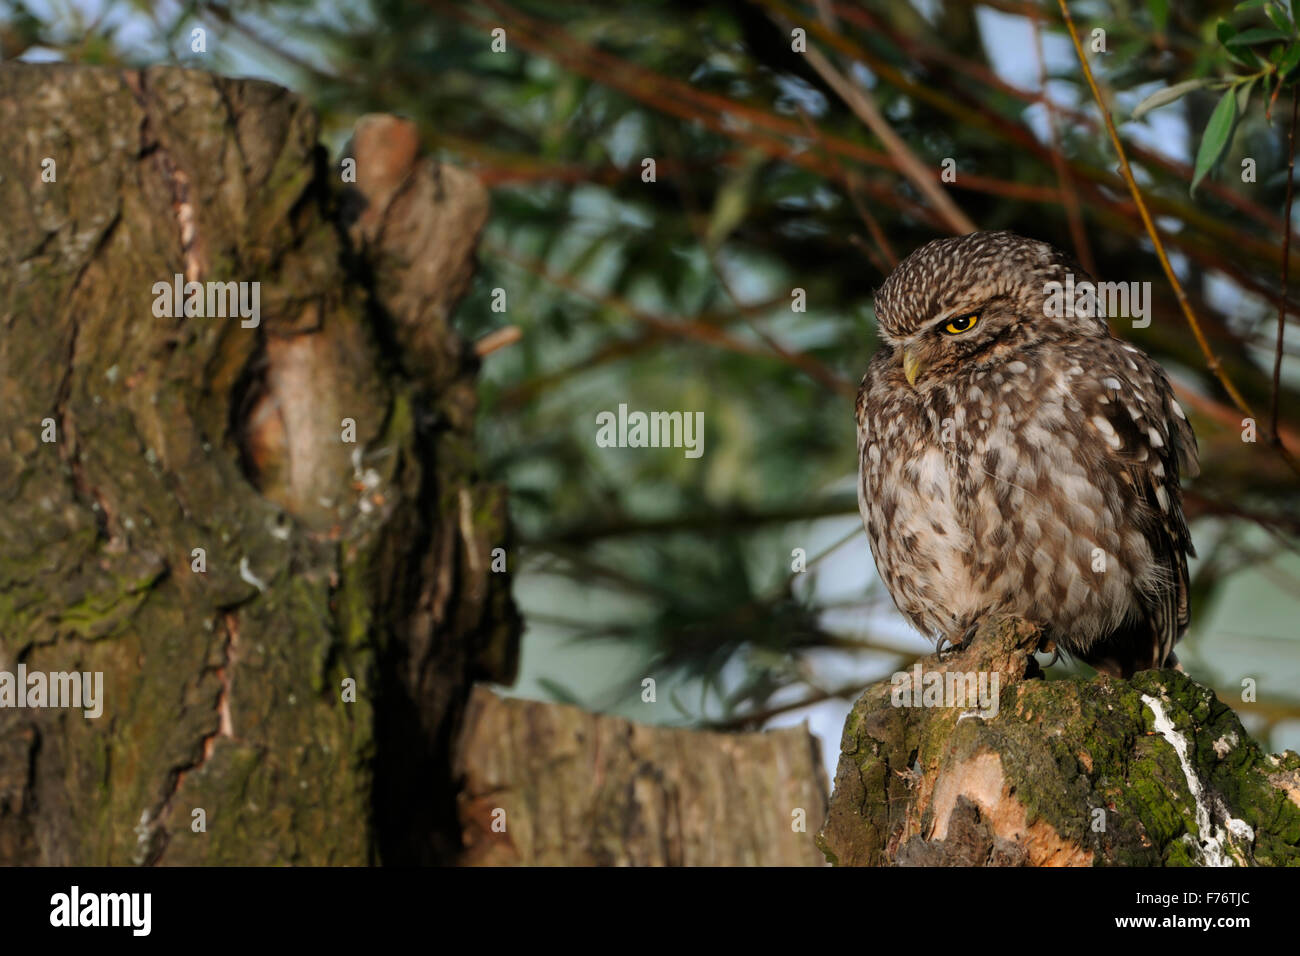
[{"left": 902, "top": 346, "right": 926, "bottom": 387}]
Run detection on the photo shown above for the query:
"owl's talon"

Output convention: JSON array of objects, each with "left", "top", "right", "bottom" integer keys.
[
  {"left": 935, "top": 630, "right": 969, "bottom": 660},
  {"left": 937, "top": 623, "right": 979, "bottom": 660}
]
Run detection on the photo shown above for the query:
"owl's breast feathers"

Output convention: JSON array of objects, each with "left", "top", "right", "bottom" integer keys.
[{"left": 857, "top": 337, "right": 1198, "bottom": 675}]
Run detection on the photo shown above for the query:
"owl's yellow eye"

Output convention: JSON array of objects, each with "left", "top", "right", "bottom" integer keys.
[{"left": 943, "top": 314, "right": 979, "bottom": 335}]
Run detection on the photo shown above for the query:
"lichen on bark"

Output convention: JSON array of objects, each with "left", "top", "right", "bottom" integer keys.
[{"left": 817, "top": 615, "right": 1300, "bottom": 866}]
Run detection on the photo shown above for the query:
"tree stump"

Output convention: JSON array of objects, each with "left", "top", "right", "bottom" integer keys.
[
  {"left": 817, "top": 615, "right": 1300, "bottom": 866},
  {"left": 455, "top": 686, "right": 828, "bottom": 865}
]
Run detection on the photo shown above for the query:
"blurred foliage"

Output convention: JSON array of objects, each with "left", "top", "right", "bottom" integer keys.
[
  {"left": 1129, "top": 0, "right": 1300, "bottom": 192},
  {"left": 8, "top": 0, "right": 1300, "bottom": 738}
]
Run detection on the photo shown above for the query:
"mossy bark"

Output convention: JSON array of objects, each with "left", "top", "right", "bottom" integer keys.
[
  {"left": 0, "top": 64, "right": 516, "bottom": 864},
  {"left": 817, "top": 616, "right": 1300, "bottom": 866}
]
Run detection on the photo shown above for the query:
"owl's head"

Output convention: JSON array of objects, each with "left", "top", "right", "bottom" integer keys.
[{"left": 872, "top": 231, "right": 1106, "bottom": 387}]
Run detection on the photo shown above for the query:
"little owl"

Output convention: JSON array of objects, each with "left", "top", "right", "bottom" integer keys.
[{"left": 857, "top": 231, "right": 1198, "bottom": 677}]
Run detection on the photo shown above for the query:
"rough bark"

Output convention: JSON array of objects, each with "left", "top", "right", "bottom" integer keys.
[
  {"left": 0, "top": 63, "right": 834, "bottom": 870},
  {"left": 817, "top": 615, "right": 1300, "bottom": 866},
  {"left": 455, "top": 686, "right": 828, "bottom": 865},
  {"left": 0, "top": 64, "right": 516, "bottom": 865}
]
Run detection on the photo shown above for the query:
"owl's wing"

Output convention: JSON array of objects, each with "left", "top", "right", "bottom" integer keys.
[
  {"left": 1076, "top": 340, "right": 1198, "bottom": 665},
  {"left": 855, "top": 352, "right": 884, "bottom": 542},
  {"left": 854, "top": 347, "right": 894, "bottom": 499},
  {"left": 855, "top": 347, "right": 941, "bottom": 634},
  {"left": 854, "top": 345, "right": 909, "bottom": 506}
]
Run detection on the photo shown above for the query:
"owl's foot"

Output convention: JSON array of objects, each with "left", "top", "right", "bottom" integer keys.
[{"left": 936, "top": 621, "right": 981, "bottom": 659}]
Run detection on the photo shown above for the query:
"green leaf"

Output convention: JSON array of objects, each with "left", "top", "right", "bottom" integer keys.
[
  {"left": 1226, "top": 27, "right": 1291, "bottom": 45},
  {"left": 1192, "top": 87, "right": 1239, "bottom": 194},
  {"left": 1235, "top": 0, "right": 1270, "bottom": 10},
  {"left": 1236, "top": 76, "right": 1258, "bottom": 114},
  {"left": 704, "top": 149, "right": 764, "bottom": 250},
  {"left": 1226, "top": 43, "right": 1265, "bottom": 68},
  {"left": 1148, "top": 0, "right": 1169, "bottom": 32},
  {"left": 1280, "top": 41, "right": 1300, "bottom": 75},
  {"left": 1218, "top": 19, "right": 1264, "bottom": 67},
  {"left": 1267, "top": 2, "right": 1294, "bottom": 30},
  {"left": 1131, "top": 78, "right": 1218, "bottom": 120}
]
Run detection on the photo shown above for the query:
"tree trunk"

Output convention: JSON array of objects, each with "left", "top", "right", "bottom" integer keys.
[
  {"left": 817, "top": 616, "right": 1300, "bottom": 866},
  {"left": 0, "top": 63, "right": 833, "bottom": 869},
  {"left": 0, "top": 64, "right": 516, "bottom": 865}
]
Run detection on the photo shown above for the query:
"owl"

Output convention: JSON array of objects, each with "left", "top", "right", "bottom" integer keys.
[{"left": 857, "top": 231, "right": 1198, "bottom": 677}]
